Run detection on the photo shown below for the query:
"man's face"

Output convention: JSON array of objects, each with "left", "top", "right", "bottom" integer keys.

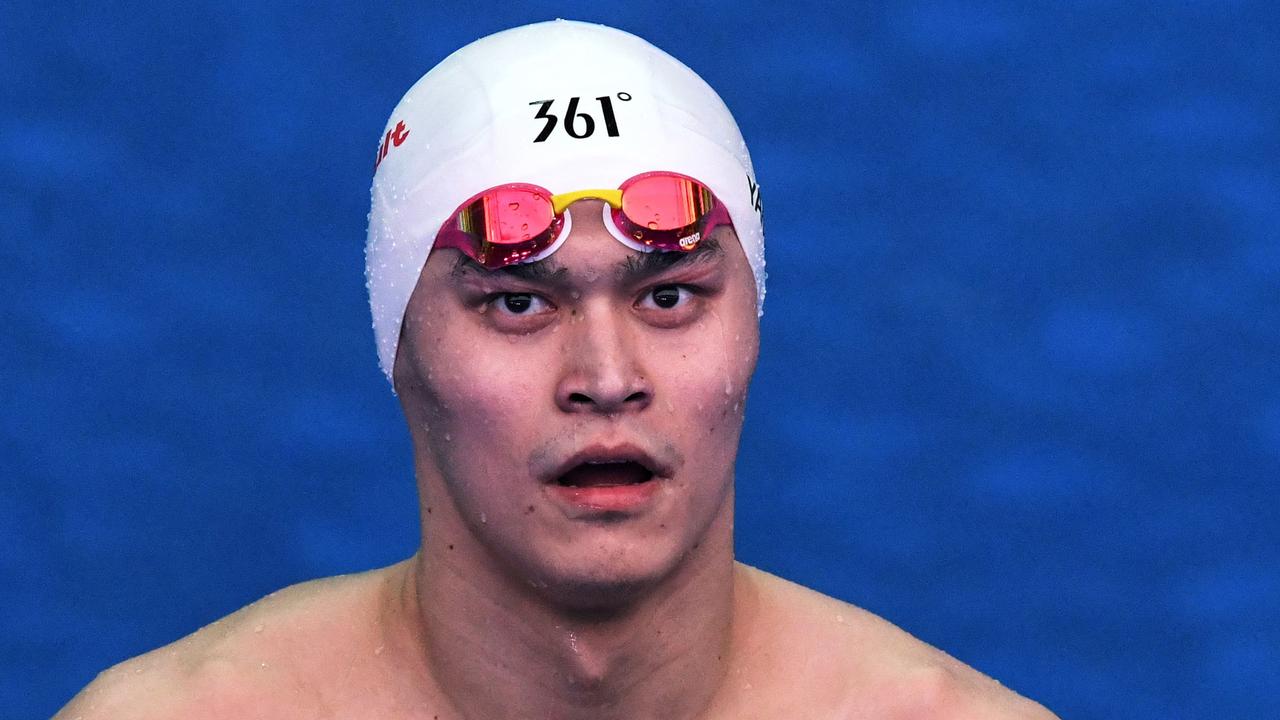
[{"left": 395, "top": 200, "right": 759, "bottom": 605}]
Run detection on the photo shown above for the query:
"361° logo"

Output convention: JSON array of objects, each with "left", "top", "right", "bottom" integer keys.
[{"left": 529, "top": 92, "right": 631, "bottom": 142}]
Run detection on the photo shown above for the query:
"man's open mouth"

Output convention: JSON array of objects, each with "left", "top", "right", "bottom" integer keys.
[{"left": 555, "top": 460, "right": 655, "bottom": 488}]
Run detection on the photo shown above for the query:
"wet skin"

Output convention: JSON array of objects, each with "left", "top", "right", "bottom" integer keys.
[
  {"left": 55, "top": 200, "right": 1059, "bottom": 719},
  {"left": 383, "top": 200, "right": 759, "bottom": 717},
  {"left": 394, "top": 199, "right": 759, "bottom": 613}
]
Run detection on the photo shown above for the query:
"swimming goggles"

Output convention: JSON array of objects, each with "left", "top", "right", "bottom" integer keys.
[{"left": 433, "top": 171, "right": 733, "bottom": 269}]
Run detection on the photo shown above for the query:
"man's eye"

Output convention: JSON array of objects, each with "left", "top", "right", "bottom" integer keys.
[
  {"left": 493, "top": 293, "right": 549, "bottom": 315},
  {"left": 643, "top": 285, "right": 689, "bottom": 310}
]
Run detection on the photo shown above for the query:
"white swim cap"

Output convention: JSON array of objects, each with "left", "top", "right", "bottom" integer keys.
[{"left": 366, "top": 19, "right": 765, "bottom": 385}]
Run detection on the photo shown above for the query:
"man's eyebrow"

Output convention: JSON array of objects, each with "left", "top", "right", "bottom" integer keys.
[
  {"left": 615, "top": 237, "right": 724, "bottom": 284},
  {"left": 446, "top": 237, "right": 724, "bottom": 284},
  {"left": 449, "top": 254, "right": 570, "bottom": 282}
]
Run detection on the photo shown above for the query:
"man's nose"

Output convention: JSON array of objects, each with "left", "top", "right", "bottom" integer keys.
[{"left": 555, "top": 308, "right": 653, "bottom": 415}]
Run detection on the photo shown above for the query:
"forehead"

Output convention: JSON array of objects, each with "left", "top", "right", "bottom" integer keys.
[{"left": 445, "top": 233, "right": 728, "bottom": 285}]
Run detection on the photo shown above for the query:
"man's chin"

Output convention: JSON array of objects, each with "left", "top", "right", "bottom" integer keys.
[{"left": 526, "top": 556, "right": 680, "bottom": 614}]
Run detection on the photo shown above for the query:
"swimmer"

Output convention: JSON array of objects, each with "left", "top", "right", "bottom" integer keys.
[{"left": 57, "top": 20, "right": 1058, "bottom": 719}]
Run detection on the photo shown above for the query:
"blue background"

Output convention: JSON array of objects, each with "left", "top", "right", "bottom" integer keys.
[{"left": 4, "top": 2, "right": 1277, "bottom": 717}]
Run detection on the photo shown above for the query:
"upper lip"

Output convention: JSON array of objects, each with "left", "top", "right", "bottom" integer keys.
[{"left": 544, "top": 443, "right": 668, "bottom": 484}]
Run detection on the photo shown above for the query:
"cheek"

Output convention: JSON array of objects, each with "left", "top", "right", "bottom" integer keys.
[
  {"left": 659, "top": 313, "right": 759, "bottom": 450},
  {"left": 412, "top": 329, "right": 552, "bottom": 475},
  {"left": 418, "top": 365, "right": 550, "bottom": 527},
  {"left": 430, "top": 363, "right": 544, "bottom": 449},
  {"left": 415, "top": 311, "right": 543, "bottom": 412},
  {"left": 677, "top": 301, "right": 759, "bottom": 392}
]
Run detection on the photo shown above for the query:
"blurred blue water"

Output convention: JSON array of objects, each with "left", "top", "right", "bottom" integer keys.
[{"left": 3, "top": 2, "right": 1277, "bottom": 717}]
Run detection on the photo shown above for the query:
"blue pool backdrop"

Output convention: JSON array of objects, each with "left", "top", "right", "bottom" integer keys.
[{"left": 3, "top": 2, "right": 1278, "bottom": 717}]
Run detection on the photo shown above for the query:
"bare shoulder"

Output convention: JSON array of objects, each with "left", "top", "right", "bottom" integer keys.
[
  {"left": 55, "top": 565, "right": 402, "bottom": 720},
  {"left": 734, "top": 563, "right": 1059, "bottom": 720}
]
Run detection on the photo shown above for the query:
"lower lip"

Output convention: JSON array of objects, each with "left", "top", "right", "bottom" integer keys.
[{"left": 546, "top": 480, "right": 661, "bottom": 512}]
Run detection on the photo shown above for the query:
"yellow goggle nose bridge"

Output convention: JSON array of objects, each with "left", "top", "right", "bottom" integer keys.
[{"left": 550, "top": 188, "right": 624, "bottom": 215}]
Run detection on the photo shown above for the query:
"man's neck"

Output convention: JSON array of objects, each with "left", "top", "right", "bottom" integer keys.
[{"left": 396, "top": 509, "right": 738, "bottom": 720}]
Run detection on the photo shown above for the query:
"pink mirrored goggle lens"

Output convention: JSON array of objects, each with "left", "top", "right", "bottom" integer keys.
[
  {"left": 436, "top": 173, "right": 729, "bottom": 268},
  {"left": 616, "top": 173, "right": 718, "bottom": 250},
  {"left": 459, "top": 187, "right": 557, "bottom": 245}
]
